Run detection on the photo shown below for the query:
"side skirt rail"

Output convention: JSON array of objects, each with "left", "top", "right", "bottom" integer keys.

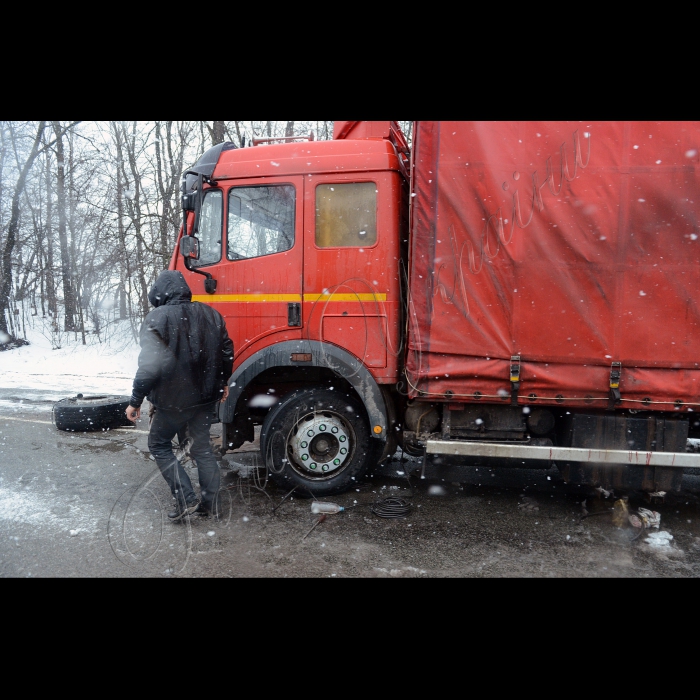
[{"left": 425, "top": 440, "right": 700, "bottom": 468}]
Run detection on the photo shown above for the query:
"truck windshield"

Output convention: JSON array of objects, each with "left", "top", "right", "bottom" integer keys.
[{"left": 227, "top": 185, "right": 295, "bottom": 260}]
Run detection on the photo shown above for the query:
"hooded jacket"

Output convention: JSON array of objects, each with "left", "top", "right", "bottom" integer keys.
[{"left": 129, "top": 270, "right": 234, "bottom": 410}]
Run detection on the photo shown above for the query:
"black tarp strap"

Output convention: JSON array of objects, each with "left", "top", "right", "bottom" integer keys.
[
  {"left": 510, "top": 355, "right": 521, "bottom": 406},
  {"left": 609, "top": 361, "right": 622, "bottom": 409}
]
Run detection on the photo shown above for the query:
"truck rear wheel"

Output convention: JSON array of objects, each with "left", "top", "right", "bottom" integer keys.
[{"left": 261, "top": 388, "right": 372, "bottom": 497}]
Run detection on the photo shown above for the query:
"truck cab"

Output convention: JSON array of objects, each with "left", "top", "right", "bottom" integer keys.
[{"left": 171, "top": 122, "right": 410, "bottom": 495}]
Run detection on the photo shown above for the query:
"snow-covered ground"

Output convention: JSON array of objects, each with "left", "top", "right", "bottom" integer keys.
[{"left": 0, "top": 318, "right": 140, "bottom": 411}]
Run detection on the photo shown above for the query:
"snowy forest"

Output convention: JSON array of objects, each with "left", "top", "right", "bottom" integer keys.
[{"left": 0, "top": 121, "right": 413, "bottom": 350}]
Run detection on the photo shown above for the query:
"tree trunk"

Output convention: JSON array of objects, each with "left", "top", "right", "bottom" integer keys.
[
  {"left": 154, "top": 121, "right": 171, "bottom": 270},
  {"left": 285, "top": 121, "right": 295, "bottom": 137},
  {"left": 233, "top": 121, "right": 244, "bottom": 147},
  {"left": 52, "top": 121, "right": 77, "bottom": 332},
  {"left": 67, "top": 128, "right": 84, "bottom": 342},
  {"left": 44, "top": 148, "right": 57, "bottom": 318},
  {"left": 210, "top": 120, "right": 225, "bottom": 146},
  {"left": 123, "top": 121, "right": 150, "bottom": 319},
  {"left": 38, "top": 241, "right": 45, "bottom": 316},
  {"left": 154, "top": 121, "right": 186, "bottom": 271},
  {"left": 111, "top": 122, "right": 134, "bottom": 323}
]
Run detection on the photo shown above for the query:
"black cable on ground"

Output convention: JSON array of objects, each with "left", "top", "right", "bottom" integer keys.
[
  {"left": 371, "top": 496, "right": 412, "bottom": 518},
  {"left": 580, "top": 509, "right": 613, "bottom": 520}
]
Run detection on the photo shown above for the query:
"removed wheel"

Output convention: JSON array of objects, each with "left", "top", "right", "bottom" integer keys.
[
  {"left": 261, "top": 388, "right": 371, "bottom": 497},
  {"left": 53, "top": 394, "right": 133, "bottom": 432}
]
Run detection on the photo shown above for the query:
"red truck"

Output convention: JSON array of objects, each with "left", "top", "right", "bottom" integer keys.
[{"left": 172, "top": 121, "right": 700, "bottom": 496}]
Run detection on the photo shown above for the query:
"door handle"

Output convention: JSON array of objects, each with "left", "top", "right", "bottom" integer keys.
[{"left": 288, "top": 302, "right": 301, "bottom": 327}]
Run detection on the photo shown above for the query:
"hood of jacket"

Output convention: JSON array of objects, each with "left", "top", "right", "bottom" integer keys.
[{"left": 148, "top": 270, "right": 192, "bottom": 308}]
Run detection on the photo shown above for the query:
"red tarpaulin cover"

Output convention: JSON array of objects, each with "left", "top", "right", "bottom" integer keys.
[{"left": 406, "top": 121, "right": 700, "bottom": 411}]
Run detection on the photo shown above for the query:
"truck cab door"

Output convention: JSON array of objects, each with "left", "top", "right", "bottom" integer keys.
[
  {"left": 302, "top": 172, "right": 402, "bottom": 381},
  {"left": 182, "top": 175, "right": 305, "bottom": 366}
]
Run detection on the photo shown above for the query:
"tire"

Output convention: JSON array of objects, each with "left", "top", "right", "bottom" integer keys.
[
  {"left": 261, "top": 388, "right": 372, "bottom": 497},
  {"left": 53, "top": 394, "right": 133, "bottom": 432}
]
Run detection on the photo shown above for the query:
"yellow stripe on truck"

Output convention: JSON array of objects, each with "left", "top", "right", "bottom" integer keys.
[
  {"left": 192, "top": 294, "right": 302, "bottom": 302},
  {"left": 192, "top": 293, "right": 387, "bottom": 303},
  {"left": 303, "top": 293, "right": 386, "bottom": 302}
]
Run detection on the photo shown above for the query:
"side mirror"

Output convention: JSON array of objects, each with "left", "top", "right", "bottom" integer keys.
[
  {"left": 180, "top": 173, "right": 204, "bottom": 235},
  {"left": 180, "top": 235, "right": 199, "bottom": 260},
  {"left": 181, "top": 192, "right": 197, "bottom": 212}
]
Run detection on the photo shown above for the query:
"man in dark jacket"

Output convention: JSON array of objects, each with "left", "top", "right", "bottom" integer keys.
[{"left": 126, "top": 270, "right": 234, "bottom": 521}]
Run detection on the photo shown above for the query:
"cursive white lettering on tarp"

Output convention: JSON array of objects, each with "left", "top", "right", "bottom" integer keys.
[{"left": 433, "top": 130, "right": 591, "bottom": 321}]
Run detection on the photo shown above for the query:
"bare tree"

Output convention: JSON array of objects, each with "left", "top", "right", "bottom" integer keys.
[
  {"left": 207, "top": 121, "right": 226, "bottom": 146},
  {"left": 120, "top": 121, "right": 150, "bottom": 318},
  {"left": 43, "top": 148, "right": 58, "bottom": 319},
  {"left": 0, "top": 121, "right": 46, "bottom": 338},
  {"left": 154, "top": 121, "right": 191, "bottom": 270},
  {"left": 52, "top": 121, "right": 78, "bottom": 332}
]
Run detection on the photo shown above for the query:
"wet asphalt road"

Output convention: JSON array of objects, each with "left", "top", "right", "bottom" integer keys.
[{"left": 2, "top": 399, "right": 700, "bottom": 578}]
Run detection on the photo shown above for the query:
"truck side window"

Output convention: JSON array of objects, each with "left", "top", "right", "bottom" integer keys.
[
  {"left": 227, "top": 185, "right": 295, "bottom": 260},
  {"left": 192, "top": 189, "right": 223, "bottom": 267},
  {"left": 315, "top": 182, "right": 377, "bottom": 247}
]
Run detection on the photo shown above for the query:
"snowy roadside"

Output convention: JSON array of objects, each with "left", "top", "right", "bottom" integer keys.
[{"left": 0, "top": 321, "right": 139, "bottom": 410}]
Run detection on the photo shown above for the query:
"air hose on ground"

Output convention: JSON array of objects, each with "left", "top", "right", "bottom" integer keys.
[{"left": 370, "top": 496, "right": 412, "bottom": 518}]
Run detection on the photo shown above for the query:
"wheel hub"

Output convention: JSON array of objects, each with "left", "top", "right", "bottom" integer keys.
[{"left": 289, "top": 413, "right": 352, "bottom": 476}]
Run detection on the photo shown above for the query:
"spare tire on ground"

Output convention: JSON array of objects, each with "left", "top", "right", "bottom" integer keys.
[{"left": 53, "top": 394, "right": 134, "bottom": 432}]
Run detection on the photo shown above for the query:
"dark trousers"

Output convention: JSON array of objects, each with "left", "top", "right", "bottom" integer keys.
[{"left": 148, "top": 402, "right": 220, "bottom": 510}]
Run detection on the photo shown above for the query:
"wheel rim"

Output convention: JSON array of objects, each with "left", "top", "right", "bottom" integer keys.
[{"left": 286, "top": 410, "right": 356, "bottom": 480}]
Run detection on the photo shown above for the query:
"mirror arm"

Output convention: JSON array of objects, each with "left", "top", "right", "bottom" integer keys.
[
  {"left": 184, "top": 258, "right": 217, "bottom": 295},
  {"left": 192, "top": 173, "right": 204, "bottom": 235}
]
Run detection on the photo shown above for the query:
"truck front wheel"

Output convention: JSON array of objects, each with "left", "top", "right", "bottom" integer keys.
[{"left": 261, "top": 388, "right": 372, "bottom": 497}]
